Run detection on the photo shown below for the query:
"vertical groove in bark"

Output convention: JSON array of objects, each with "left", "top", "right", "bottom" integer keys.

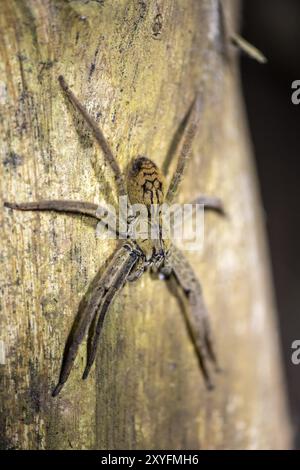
[{"left": 0, "top": 0, "right": 291, "bottom": 449}]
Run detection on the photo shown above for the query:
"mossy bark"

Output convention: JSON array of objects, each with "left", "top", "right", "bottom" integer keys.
[{"left": 0, "top": 0, "right": 291, "bottom": 449}]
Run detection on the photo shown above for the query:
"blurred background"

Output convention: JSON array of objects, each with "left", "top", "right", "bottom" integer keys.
[{"left": 241, "top": 0, "right": 300, "bottom": 449}]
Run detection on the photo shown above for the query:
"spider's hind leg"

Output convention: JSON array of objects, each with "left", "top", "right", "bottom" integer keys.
[{"left": 58, "top": 75, "right": 127, "bottom": 198}]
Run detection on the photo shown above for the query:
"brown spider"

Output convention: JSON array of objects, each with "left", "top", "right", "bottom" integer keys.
[{"left": 4, "top": 76, "right": 225, "bottom": 397}]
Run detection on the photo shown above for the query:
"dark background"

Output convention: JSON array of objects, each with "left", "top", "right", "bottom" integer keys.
[{"left": 241, "top": 0, "right": 300, "bottom": 449}]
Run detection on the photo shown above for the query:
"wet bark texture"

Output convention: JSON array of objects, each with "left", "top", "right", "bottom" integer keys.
[{"left": 0, "top": 0, "right": 291, "bottom": 449}]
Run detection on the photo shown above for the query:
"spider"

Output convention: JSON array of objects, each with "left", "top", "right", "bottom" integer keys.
[{"left": 4, "top": 76, "right": 225, "bottom": 397}]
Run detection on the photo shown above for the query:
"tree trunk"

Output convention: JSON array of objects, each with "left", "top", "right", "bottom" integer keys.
[{"left": 0, "top": 0, "right": 291, "bottom": 450}]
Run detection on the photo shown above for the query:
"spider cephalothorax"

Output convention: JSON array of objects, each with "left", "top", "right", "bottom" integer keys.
[{"left": 5, "top": 76, "right": 225, "bottom": 396}]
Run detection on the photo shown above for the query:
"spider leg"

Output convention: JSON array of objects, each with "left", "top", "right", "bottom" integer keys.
[
  {"left": 163, "top": 243, "right": 219, "bottom": 389},
  {"left": 52, "top": 242, "right": 138, "bottom": 396},
  {"left": 58, "top": 75, "right": 127, "bottom": 197},
  {"left": 171, "top": 195, "right": 226, "bottom": 221},
  {"left": 82, "top": 247, "right": 137, "bottom": 379},
  {"left": 4, "top": 200, "right": 121, "bottom": 237},
  {"left": 165, "top": 93, "right": 203, "bottom": 204}
]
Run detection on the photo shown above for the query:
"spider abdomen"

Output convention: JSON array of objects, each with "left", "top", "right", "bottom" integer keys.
[{"left": 127, "top": 156, "right": 165, "bottom": 206}]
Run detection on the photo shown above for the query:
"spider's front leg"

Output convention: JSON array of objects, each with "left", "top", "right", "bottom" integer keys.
[{"left": 161, "top": 243, "right": 219, "bottom": 389}]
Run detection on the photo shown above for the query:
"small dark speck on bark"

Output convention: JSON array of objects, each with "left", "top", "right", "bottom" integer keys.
[
  {"left": 38, "top": 60, "right": 55, "bottom": 83},
  {"left": 3, "top": 151, "right": 23, "bottom": 169},
  {"left": 16, "top": 53, "right": 27, "bottom": 62}
]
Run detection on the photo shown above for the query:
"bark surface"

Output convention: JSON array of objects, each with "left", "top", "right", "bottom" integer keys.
[{"left": 0, "top": 0, "right": 291, "bottom": 449}]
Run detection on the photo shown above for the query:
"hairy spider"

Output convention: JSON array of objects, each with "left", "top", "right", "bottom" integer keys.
[{"left": 4, "top": 76, "right": 225, "bottom": 397}]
